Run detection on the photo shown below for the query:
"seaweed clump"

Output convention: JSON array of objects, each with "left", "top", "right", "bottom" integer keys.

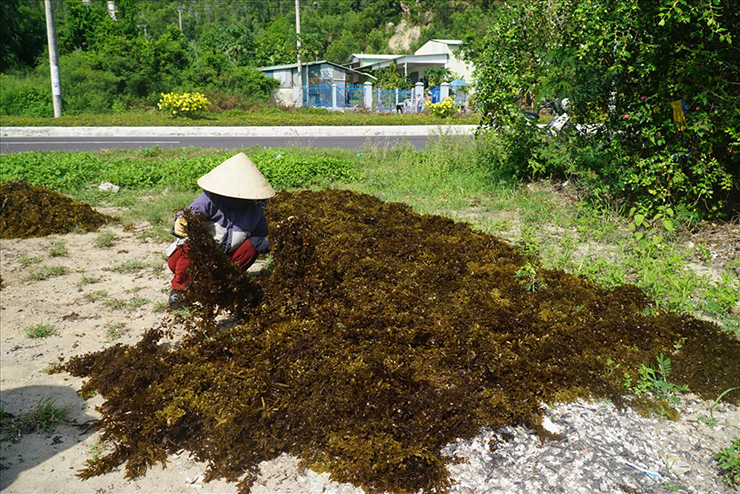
[
  {"left": 64, "top": 190, "right": 740, "bottom": 493},
  {"left": 0, "top": 181, "right": 114, "bottom": 238}
]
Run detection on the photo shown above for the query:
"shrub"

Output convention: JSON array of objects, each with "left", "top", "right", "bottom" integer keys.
[
  {"left": 157, "top": 92, "right": 210, "bottom": 118},
  {"left": 0, "top": 73, "right": 52, "bottom": 117},
  {"left": 426, "top": 96, "right": 457, "bottom": 119},
  {"left": 59, "top": 51, "right": 122, "bottom": 114}
]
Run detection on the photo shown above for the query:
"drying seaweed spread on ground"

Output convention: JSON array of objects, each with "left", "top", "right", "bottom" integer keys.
[
  {"left": 0, "top": 181, "right": 114, "bottom": 239},
  {"left": 64, "top": 189, "right": 740, "bottom": 494}
]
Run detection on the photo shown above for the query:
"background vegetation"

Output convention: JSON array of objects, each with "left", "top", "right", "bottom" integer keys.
[
  {"left": 0, "top": 0, "right": 492, "bottom": 115},
  {"left": 474, "top": 0, "right": 739, "bottom": 219}
]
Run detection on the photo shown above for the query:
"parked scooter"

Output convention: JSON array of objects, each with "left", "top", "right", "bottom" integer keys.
[
  {"left": 520, "top": 98, "right": 570, "bottom": 134},
  {"left": 539, "top": 98, "right": 571, "bottom": 135}
]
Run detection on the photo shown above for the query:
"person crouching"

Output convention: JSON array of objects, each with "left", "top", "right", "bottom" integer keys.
[{"left": 166, "top": 152, "right": 275, "bottom": 308}]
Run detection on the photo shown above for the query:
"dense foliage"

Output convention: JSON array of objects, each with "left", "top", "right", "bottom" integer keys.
[
  {"left": 64, "top": 189, "right": 739, "bottom": 493},
  {"left": 474, "top": 0, "right": 740, "bottom": 218},
  {"left": 0, "top": 0, "right": 491, "bottom": 115},
  {"left": 0, "top": 150, "right": 360, "bottom": 194}
]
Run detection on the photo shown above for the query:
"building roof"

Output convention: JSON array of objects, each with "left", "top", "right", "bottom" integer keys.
[{"left": 258, "top": 60, "right": 373, "bottom": 78}]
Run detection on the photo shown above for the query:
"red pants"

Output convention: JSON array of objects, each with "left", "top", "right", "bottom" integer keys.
[{"left": 168, "top": 240, "right": 258, "bottom": 291}]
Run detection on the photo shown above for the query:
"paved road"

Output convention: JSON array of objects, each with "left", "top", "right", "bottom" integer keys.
[{"left": 0, "top": 126, "right": 476, "bottom": 153}]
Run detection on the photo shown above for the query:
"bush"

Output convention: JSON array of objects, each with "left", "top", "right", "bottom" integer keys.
[
  {"left": 157, "top": 92, "right": 210, "bottom": 118},
  {"left": 59, "top": 51, "right": 122, "bottom": 114},
  {"left": 0, "top": 73, "right": 52, "bottom": 117},
  {"left": 472, "top": 0, "right": 740, "bottom": 218},
  {"left": 426, "top": 96, "right": 457, "bottom": 119}
]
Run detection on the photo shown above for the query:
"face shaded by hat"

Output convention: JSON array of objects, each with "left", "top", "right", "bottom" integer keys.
[{"left": 197, "top": 153, "right": 275, "bottom": 200}]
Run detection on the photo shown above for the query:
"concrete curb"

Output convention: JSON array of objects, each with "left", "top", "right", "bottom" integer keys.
[{"left": 1, "top": 125, "right": 478, "bottom": 138}]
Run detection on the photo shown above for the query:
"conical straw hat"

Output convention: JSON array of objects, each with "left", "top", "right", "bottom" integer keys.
[{"left": 197, "top": 153, "right": 275, "bottom": 199}]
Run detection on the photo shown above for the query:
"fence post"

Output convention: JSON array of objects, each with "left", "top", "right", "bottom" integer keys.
[
  {"left": 364, "top": 81, "right": 373, "bottom": 109},
  {"left": 293, "top": 86, "right": 300, "bottom": 108},
  {"left": 440, "top": 82, "right": 450, "bottom": 100},
  {"left": 332, "top": 83, "right": 337, "bottom": 110},
  {"left": 414, "top": 82, "right": 424, "bottom": 111}
]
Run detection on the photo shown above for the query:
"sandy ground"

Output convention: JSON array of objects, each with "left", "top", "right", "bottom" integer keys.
[
  {"left": 1, "top": 215, "right": 739, "bottom": 494},
  {"left": 0, "top": 222, "right": 352, "bottom": 493}
]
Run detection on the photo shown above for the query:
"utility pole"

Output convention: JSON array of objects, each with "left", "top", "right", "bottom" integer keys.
[
  {"left": 177, "top": 2, "right": 183, "bottom": 32},
  {"left": 295, "top": 0, "right": 302, "bottom": 107},
  {"left": 44, "top": 0, "right": 62, "bottom": 117},
  {"left": 107, "top": 1, "right": 117, "bottom": 20}
]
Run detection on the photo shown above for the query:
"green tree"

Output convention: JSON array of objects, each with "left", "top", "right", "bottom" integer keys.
[
  {"left": 474, "top": 0, "right": 739, "bottom": 217},
  {"left": 0, "top": 0, "right": 46, "bottom": 71},
  {"left": 371, "top": 62, "right": 412, "bottom": 89}
]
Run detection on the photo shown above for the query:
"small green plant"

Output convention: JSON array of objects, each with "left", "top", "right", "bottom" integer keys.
[
  {"left": 86, "top": 441, "right": 109, "bottom": 466},
  {"left": 47, "top": 240, "right": 68, "bottom": 257},
  {"left": 1, "top": 398, "right": 70, "bottom": 441},
  {"left": 112, "top": 259, "right": 146, "bottom": 273},
  {"left": 515, "top": 262, "right": 547, "bottom": 292},
  {"left": 104, "top": 298, "right": 126, "bottom": 310},
  {"left": 627, "top": 206, "right": 676, "bottom": 251},
  {"left": 627, "top": 353, "right": 689, "bottom": 406},
  {"left": 662, "top": 481, "right": 679, "bottom": 492},
  {"left": 24, "top": 265, "right": 69, "bottom": 281},
  {"left": 516, "top": 224, "right": 541, "bottom": 255},
  {"left": 43, "top": 362, "right": 64, "bottom": 374},
  {"left": 79, "top": 275, "right": 102, "bottom": 286},
  {"left": 704, "top": 274, "right": 740, "bottom": 316},
  {"left": 605, "top": 357, "right": 621, "bottom": 376},
  {"left": 153, "top": 301, "right": 169, "bottom": 313},
  {"left": 127, "top": 297, "right": 150, "bottom": 308},
  {"left": 94, "top": 231, "right": 116, "bottom": 248},
  {"left": 157, "top": 91, "right": 210, "bottom": 118},
  {"left": 18, "top": 255, "right": 43, "bottom": 267},
  {"left": 84, "top": 290, "right": 108, "bottom": 302},
  {"left": 693, "top": 242, "right": 713, "bottom": 265},
  {"left": 699, "top": 388, "right": 738, "bottom": 427},
  {"left": 24, "top": 323, "right": 57, "bottom": 339},
  {"left": 150, "top": 262, "right": 165, "bottom": 275},
  {"left": 715, "top": 437, "right": 740, "bottom": 489},
  {"left": 106, "top": 324, "right": 126, "bottom": 342}
]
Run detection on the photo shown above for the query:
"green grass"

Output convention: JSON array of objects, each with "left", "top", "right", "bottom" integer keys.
[
  {"left": 24, "top": 323, "right": 57, "bottom": 339},
  {"left": 106, "top": 323, "right": 126, "bottom": 342},
  {"left": 18, "top": 255, "right": 43, "bottom": 267},
  {"left": 94, "top": 231, "right": 116, "bottom": 248},
  {"left": 47, "top": 240, "right": 68, "bottom": 257},
  {"left": 103, "top": 298, "right": 126, "bottom": 310},
  {"left": 112, "top": 259, "right": 147, "bottom": 273},
  {"left": 79, "top": 274, "right": 103, "bottom": 286},
  {"left": 84, "top": 290, "right": 108, "bottom": 302},
  {"left": 24, "top": 265, "right": 69, "bottom": 281},
  {"left": 1, "top": 108, "right": 478, "bottom": 127},
  {"left": 1, "top": 398, "right": 70, "bottom": 440}
]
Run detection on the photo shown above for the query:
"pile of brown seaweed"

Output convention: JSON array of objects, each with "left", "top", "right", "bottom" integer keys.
[
  {"left": 64, "top": 190, "right": 740, "bottom": 494},
  {"left": 0, "top": 181, "right": 114, "bottom": 238}
]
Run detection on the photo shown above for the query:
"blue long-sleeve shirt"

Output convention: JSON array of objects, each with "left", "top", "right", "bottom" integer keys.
[{"left": 174, "top": 191, "right": 270, "bottom": 254}]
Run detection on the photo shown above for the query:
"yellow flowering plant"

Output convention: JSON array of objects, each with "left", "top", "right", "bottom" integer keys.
[
  {"left": 157, "top": 92, "right": 210, "bottom": 118},
  {"left": 425, "top": 96, "right": 457, "bottom": 118}
]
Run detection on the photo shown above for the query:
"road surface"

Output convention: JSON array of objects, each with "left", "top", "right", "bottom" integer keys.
[{"left": 0, "top": 126, "right": 476, "bottom": 153}]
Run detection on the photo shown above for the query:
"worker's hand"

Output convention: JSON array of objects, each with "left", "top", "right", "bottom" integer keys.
[{"left": 174, "top": 216, "right": 188, "bottom": 237}]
